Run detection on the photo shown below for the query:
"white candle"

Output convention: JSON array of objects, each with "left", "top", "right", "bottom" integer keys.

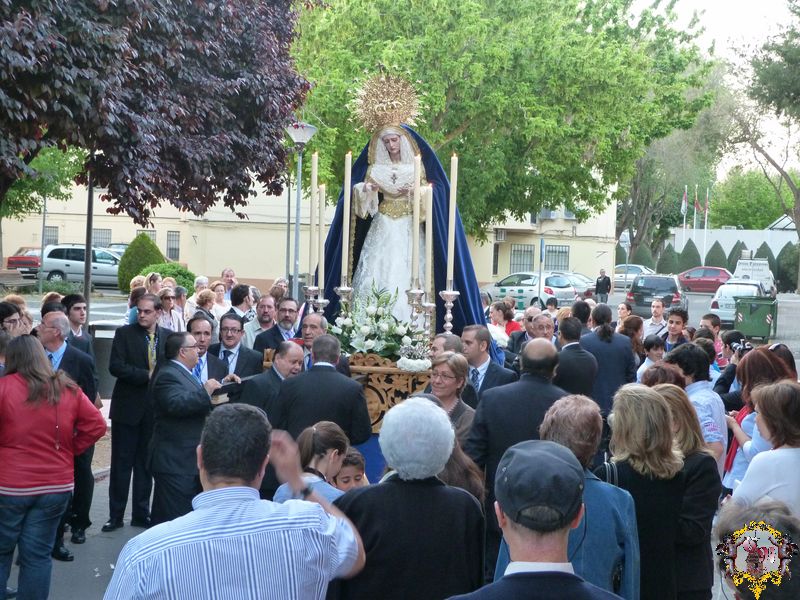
[
  {"left": 309, "top": 152, "right": 318, "bottom": 279},
  {"left": 446, "top": 154, "right": 458, "bottom": 286},
  {"left": 411, "top": 154, "right": 421, "bottom": 285},
  {"left": 318, "top": 184, "right": 326, "bottom": 292},
  {"left": 341, "top": 151, "right": 352, "bottom": 283},
  {"left": 426, "top": 183, "right": 434, "bottom": 297}
]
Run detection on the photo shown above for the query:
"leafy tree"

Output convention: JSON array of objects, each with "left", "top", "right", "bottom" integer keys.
[
  {"left": 0, "top": 147, "right": 84, "bottom": 264},
  {"left": 1, "top": 0, "right": 308, "bottom": 225},
  {"left": 631, "top": 245, "right": 655, "bottom": 270},
  {"left": 656, "top": 244, "right": 679, "bottom": 274},
  {"left": 678, "top": 239, "right": 701, "bottom": 272},
  {"left": 704, "top": 241, "right": 728, "bottom": 269},
  {"left": 618, "top": 64, "right": 731, "bottom": 258},
  {"left": 138, "top": 262, "right": 195, "bottom": 292},
  {"left": 118, "top": 234, "right": 165, "bottom": 292},
  {"left": 777, "top": 242, "right": 799, "bottom": 292},
  {"left": 710, "top": 167, "right": 786, "bottom": 229},
  {"left": 754, "top": 241, "right": 777, "bottom": 274},
  {"left": 727, "top": 241, "right": 747, "bottom": 273},
  {"left": 293, "top": 0, "right": 710, "bottom": 236}
]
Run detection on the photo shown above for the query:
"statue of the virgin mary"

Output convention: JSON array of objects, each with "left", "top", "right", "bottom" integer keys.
[{"left": 321, "top": 74, "right": 486, "bottom": 334}]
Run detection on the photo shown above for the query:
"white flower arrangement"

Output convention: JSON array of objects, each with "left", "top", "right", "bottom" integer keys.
[{"left": 333, "top": 285, "right": 430, "bottom": 366}]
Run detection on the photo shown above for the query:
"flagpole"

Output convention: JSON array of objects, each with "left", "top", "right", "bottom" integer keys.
[
  {"left": 682, "top": 185, "right": 688, "bottom": 250},
  {"left": 703, "top": 187, "right": 709, "bottom": 265},
  {"left": 693, "top": 184, "right": 699, "bottom": 252}
]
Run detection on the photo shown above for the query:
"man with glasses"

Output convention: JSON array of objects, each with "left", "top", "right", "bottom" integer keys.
[
  {"left": 208, "top": 314, "right": 264, "bottom": 401},
  {"left": 254, "top": 297, "right": 300, "bottom": 354},
  {"left": 507, "top": 306, "right": 541, "bottom": 356},
  {"left": 105, "top": 294, "right": 168, "bottom": 533},
  {"left": 148, "top": 332, "right": 225, "bottom": 524}
]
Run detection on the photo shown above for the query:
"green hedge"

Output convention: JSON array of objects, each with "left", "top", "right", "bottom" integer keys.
[
  {"left": 139, "top": 262, "right": 195, "bottom": 291},
  {"left": 704, "top": 241, "right": 728, "bottom": 269},
  {"left": 631, "top": 245, "right": 655, "bottom": 269},
  {"left": 754, "top": 241, "right": 777, "bottom": 273},
  {"left": 656, "top": 244, "right": 679, "bottom": 274},
  {"left": 118, "top": 234, "right": 165, "bottom": 292},
  {"left": 777, "top": 242, "right": 798, "bottom": 292},
  {"left": 678, "top": 239, "right": 702, "bottom": 273}
]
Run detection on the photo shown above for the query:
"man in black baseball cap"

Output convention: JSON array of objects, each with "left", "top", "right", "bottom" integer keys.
[{"left": 449, "top": 440, "right": 621, "bottom": 599}]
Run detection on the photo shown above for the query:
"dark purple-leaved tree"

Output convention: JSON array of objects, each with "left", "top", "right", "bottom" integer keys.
[{"left": 1, "top": 0, "right": 308, "bottom": 225}]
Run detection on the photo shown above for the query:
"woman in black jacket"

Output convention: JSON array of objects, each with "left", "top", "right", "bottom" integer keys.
[{"left": 655, "top": 384, "right": 721, "bottom": 600}]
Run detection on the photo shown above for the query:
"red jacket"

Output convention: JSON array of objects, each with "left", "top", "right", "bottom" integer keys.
[{"left": 0, "top": 373, "right": 107, "bottom": 496}]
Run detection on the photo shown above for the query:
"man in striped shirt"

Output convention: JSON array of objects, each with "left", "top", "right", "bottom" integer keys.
[{"left": 105, "top": 404, "right": 365, "bottom": 600}]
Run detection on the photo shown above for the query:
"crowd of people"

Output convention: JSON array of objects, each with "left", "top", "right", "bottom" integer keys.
[{"left": 1, "top": 270, "right": 800, "bottom": 599}]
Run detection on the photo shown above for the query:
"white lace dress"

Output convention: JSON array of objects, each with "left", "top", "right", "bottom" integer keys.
[{"left": 352, "top": 213, "right": 425, "bottom": 322}]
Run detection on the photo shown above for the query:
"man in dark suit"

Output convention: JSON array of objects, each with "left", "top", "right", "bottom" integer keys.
[
  {"left": 148, "top": 331, "right": 224, "bottom": 524},
  {"left": 238, "top": 340, "right": 305, "bottom": 500},
  {"left": 464, "top": 339, "right": 567, "bottom": 582},
  {"left": 253, "top": 296, "right": 299, "bottom": 354},
  {"left": 38, "top": 310, "right": 99, "bottom": 559},
  {"left": 209, "top": 314, "right": 264, "bottom": 381},
  {"left": 571, "top": 300, "right": 593, "bottom": 337},
  {"left": 104, "top": 294, "right": 168, "bottom": 532},
  {"left": 451, "top": 441, "right": 617, "bottom": 600},
  {"left": 553, "top": 317, "right": 598, "bottom": 397},
  {"left": 300, "top": 312, "right": 351, "bottom": 377},
  {"left": 272, "top": 334, "right": 371, "bottom": 445},
  {"left": 187, "top": 315, "right": 228, "bottom": 383},
  {"left": 238, "top": 340, "right": 304, "bottom": 415},
  {"left": 461, "top": 325, "right": 516, "bottom": 409},
  {"left": 506, "top": 306, "right": 540, "bottom": 356}
]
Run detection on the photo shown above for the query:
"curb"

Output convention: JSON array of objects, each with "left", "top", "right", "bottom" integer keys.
[{"left": 93, "top": 467, "right": 111, "bottom": 483}]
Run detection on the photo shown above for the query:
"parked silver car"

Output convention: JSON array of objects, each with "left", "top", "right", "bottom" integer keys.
[
  {"left": 481, "top": 271, "right": 576, "bottom": 310},
  {"left": 709, "top": 279, "right": 765, "bottom": 326},
  {"left": 40, "top": 245, "right": 122, "bottom": 286},
  {"left": 614, "top": 263, "right": 655, "bottom": 289}
]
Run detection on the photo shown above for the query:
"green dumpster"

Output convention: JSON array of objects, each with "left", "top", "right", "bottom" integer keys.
[{"left": 733, "top": 297, "right": 777, "bottom": 340}]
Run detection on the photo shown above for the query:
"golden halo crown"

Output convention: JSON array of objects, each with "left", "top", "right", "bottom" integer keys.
[{"left": 352, "top": 72, "right": 421, "bottom": 133}]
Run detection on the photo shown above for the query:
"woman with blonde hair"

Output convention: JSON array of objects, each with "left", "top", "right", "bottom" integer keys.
[
  {"left": 144, "top": 271, "right": 162, "bottom": 294},
  {"left": 595, "top": 383, "right": 685, "bottom": 600},
  {"left": 272, "top": 421, "right": 348, "bottom": 503},
  {"left": 209, "top": 279, "right": 230, "bottom": 320},
  {"left": 429, "top": 351, "right": 473, "bottom": 445},
  {"left": 193, "top": 289, "right": 219, "bottom": 342},
  {"left": 655, "top": 384, "right": 721, "bottom": 600},
  {"left": 157, "top": 287, "right": 185, "bottom": 332}
]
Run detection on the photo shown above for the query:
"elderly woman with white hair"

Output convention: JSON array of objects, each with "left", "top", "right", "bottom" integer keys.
[
  {"left": 333, "top": 397, "right": 484, "bottom": 600},
  {"left": 184, "top": 275, "right": 209, "bottom": 320}
]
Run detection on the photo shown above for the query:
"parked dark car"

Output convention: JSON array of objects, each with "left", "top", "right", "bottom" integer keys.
[
  {"left": 678, "top": 266, "right": 731, "bottom": 293},
  {"left": 626, "top": 274, "right": 688, "bottom": 318}
]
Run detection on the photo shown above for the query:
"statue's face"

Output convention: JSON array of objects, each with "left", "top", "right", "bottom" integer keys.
[{"left": 381, "top": 133, "right": 401, "bottom": 159}]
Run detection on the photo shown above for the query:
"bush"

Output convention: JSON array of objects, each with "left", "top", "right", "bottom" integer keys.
[
  {"left": 615, "top": 244, "right": 627, "bottom": 265},
  {"left": 678, "top": 239, "right": 702, "bottom": 272},
  {"left": 139, "top": 262, "right": 195, "bottom": 291},
  {"left": 16, "top": 281, "right": 86, "bottom": 295},
  {"left": 727, "top": 241, "right": 747, "bottom": 272},
  {"left": 656, "top": 244, "right": 679, "bottom": 274},
  {"left": 704, "top": 241, "right": 728, "bottom": 269},
  {"left": 118, "top": 234, "right": 165, "bottom": 293},
  {"left": 631, "top": 245, "right": 655, "bottom": 269},
  {"left": 777, "top": 242, "right": 798, "bottom": 292},
  {"left": 754, "top": 241, "right": 777, "bottom": 274}
]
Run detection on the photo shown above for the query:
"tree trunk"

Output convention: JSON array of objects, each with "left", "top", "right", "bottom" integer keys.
[{"left": 0, "top": 217, "right": 4, "bottom": 268}]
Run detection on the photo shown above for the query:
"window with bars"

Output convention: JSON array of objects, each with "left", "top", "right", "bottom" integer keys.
[
  {"left": 544, "top": 245, "right": 570, "bottom": 271},
  {"left": 492, "top": 243, "right": 500, "bottom": 276},
  {"left": 166, "top": 231, "right": 180, "bottom": 261},
  {"left": 137, "top": 229, "right": 157, "bottom": 243},
  {"left": 92, "top": 228, "right": 112, "bottom": 248},
  {"left": 43, "top": 226, "right": 59, "bottom": 246},
  {"left": 509, "top": 244, "right": 535, "bottom": 273}
]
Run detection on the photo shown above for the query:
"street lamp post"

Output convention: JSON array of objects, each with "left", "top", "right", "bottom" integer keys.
[{"left": 285, "top": 121, "right": 317, "bottom": 300}]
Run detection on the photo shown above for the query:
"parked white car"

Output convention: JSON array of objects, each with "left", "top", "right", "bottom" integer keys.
[
  {"left": 481, "top": 272, "right": 577, "bottom": 310},
  {"left": 709, "top": 279, "right": 765, "bottom": 326},
  {"left": 614, "top": 264, "right": 655, "bottom": 289}
]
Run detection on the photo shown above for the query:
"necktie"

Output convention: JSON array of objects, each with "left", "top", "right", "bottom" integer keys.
[
  {"left": 222, "top": 349, "right": 233, "bottom": 374},
  {"left": 193, "top": 357, "right": 204, "bottom": 383},
  {"left": 470, "top": 368, "right": 480, "bottom": 391},
  {"left": 305, "top": 354, "right": 313, "bottom": 370},
  {"left": 147, "top": 333, "right": 156, "bottom": 372},
  {"left": 48, "top": 353, "right": 55, "bottom": 369}
]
